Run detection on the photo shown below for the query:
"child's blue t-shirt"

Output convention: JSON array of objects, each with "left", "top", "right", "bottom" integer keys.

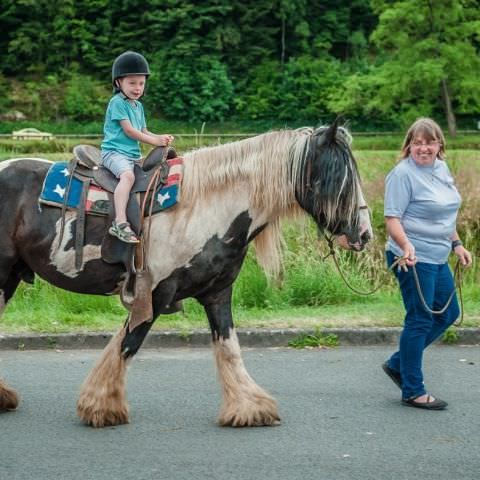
[
  {"left": 384, "top": 157, "right": 462, "bottom": 264},
  {"left": 101, "top": 93, "right": 146, "bottom": 159}
]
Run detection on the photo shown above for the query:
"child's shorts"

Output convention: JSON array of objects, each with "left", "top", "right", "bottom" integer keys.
[{"left": 101, "top": 150, "right": 141, "bottom": 178}]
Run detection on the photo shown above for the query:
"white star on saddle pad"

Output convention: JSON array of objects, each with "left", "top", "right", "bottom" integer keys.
[
  {"left": 157, "top": 191, "right": 170, "bottom": 206},
  {"left": 53, "top": 184, "right": 66, "bottom": 198},
  {"left": 61, "top": 168, "right": 70, "bottom": 177}
]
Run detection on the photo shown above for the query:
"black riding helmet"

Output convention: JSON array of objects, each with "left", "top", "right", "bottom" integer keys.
[{"left": 112, "top": 51, "right": 150, "bottom": 93}]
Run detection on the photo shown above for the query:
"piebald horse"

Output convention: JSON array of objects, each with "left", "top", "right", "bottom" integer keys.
[{"left": 0, "top": 122, "right": 371, "bottom": 427}]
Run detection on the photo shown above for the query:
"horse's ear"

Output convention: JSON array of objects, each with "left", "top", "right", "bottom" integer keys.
[{"left": 324, "top": 116, "right": 341, "bottom": 145}]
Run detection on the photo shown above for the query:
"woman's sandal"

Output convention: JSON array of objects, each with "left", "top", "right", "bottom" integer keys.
[{"left": 402, "top": 394, "right": 448, "bottom": 410}]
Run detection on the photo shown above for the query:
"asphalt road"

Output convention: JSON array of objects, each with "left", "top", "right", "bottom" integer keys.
[{"left": 0, "top": 346, "right": 479, "bottom": 480}]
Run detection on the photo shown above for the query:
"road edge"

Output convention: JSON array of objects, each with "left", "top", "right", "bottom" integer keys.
[{"left": 0, "top": 327, "right": 479, "bottom": 350}]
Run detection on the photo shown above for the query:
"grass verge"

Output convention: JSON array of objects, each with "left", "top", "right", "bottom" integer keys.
[
  {"left": 1, "top": 278, "right": 479, "bottom": 334},
  {"left": 0, "top": 145, "right": 478, "bottom": 334}
]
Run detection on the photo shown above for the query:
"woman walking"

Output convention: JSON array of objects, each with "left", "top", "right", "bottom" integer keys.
[{"left": 382, "top": 118, "right": 472, "bottom": 410}]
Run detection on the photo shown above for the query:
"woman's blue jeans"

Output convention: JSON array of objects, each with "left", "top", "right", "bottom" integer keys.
[{"left": 385, "top": 250, "right": 459, "bottom": 399}]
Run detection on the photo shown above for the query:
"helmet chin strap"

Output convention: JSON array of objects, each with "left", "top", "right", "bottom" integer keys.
[{"left": 115, "top": 80, "right": 134, "bottom": 101}]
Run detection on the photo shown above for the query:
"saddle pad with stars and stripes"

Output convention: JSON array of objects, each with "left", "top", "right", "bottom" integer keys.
[{"left": 39, "top": 158, "right": 183, "bottom": 216}]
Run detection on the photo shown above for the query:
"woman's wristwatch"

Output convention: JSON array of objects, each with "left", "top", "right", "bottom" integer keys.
[{"left": 451, "top": 239, "right": 463, "bottom": 250}]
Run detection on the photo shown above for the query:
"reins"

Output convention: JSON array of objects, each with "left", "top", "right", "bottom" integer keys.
[
  {"left": 321, "top": 232, "right": 465, "bottom": 325},
  {"left": 138, "top": 163, "right": 164, "bottom": 271}
]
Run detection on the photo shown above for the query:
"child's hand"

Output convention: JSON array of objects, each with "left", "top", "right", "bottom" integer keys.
[{"left": 154, "top": 134, "right": 174, "bottom": 147}]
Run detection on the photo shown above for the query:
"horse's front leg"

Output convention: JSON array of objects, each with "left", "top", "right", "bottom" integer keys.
[
  {"left": 201, "top": 288, "right": 280, "bottom": 427},
  {"left": 76, "top": 327, "right": 129, "bottom": 427},
  {"left": 76, "top": 319, "right": 155, "bottom": 427}
]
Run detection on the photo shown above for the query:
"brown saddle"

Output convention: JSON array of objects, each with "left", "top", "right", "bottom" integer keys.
[
  {"left": 72, "top": 144, "right": 175, "bottom": 192},
  {"left": 58, "top": 145, "right": 181, "bottom": 331},
  {"left": 59, "top": 144, "right": 183, "bottom": 328},
  {"left": 59, "top": 144, "right": 177, "bottom": 271}
]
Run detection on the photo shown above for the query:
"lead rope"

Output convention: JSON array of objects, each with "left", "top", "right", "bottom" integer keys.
[
  {"left": 322, "top": 233, "right": 464, "bottom": 325},
  {"left": 411, "top": 258, "right": 464, "bottom": 326},
  {"left": 322, "top": 233, "right": 394, "bottom": 296}
]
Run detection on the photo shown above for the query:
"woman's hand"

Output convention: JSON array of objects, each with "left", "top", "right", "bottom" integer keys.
[
  {"left": 398, "top": 241, "right": 416, "bottom": 270},
  {"left": 385, "top": 217, "right": 416, "bottom": 269},
  {"left": 454, "top": 245, "right": 473, "bottom": 267}
]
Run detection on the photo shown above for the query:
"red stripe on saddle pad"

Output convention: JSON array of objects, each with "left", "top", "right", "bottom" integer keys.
[
  {"left": 167, "top": 157, "right": 183, "bottom": 167},
  {"left": 166, "top": 173, "right": 182, "bottom": 185}
]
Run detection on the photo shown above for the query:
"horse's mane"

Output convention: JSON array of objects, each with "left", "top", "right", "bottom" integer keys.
[
  {"left": 181, "top": 126, "right": 358, "bottom": 278},
  {"left": 182, "top": 129, "right": 306, "bottom": 211}
]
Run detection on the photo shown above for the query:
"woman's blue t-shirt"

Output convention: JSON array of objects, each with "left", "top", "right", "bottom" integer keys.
[
  {"left": 384, "top": 157, "right": 461, "bottom": 264},
  {"left": 101, "top": 94, "right": 146, "bottom": 159}
]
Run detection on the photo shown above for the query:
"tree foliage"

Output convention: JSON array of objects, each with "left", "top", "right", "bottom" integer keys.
[
  {"left": 329, "top": 0, "right": 480, "bottom": 131},
  {"left": 147, "top": 55, "right": 233, "bottom": 121},
  {"left": 0, "top": 0, "right": 478, "bottom": 129}
]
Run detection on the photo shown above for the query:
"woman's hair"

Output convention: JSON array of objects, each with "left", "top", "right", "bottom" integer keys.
[{"left": 399, "top": 117, "right": 446, "bottom": 160}]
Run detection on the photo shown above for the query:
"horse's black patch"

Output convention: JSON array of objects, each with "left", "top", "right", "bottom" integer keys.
[
  {"left": 163, "top": 210, "right": 252, "bottom": 299},
  {"left": 0, "top": 160, "right": 124, "bottom": 295},
  {"left": 121, "top": 211, "right": 254, "bottom": 355}
]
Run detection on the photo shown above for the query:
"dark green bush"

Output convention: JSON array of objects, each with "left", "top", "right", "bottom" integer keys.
[
  {"left": 146, "top": 56, "right": 234, "bottom": 122},
  {"left": 62, "top": 73, "right": 110, "bottom": 121},
  {"left": 235, "top": 56, "right": 347, "bottom": 122}
]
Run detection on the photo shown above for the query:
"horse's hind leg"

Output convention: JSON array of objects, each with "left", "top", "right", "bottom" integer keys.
[
  {"left": 0, "top": 379, "right": 19, "bottom": 411},
  {"left": 201, "top": 288, "right": 280, "bottom": 427},
  {"left": 0, "top": 247, "right": 31, "bottom": 313},
  {"left": 0, "top": 258, "right": 22, "bottom": 411},
  {"left": 0, "top": 274, "right": 21, "bottom": 410}
]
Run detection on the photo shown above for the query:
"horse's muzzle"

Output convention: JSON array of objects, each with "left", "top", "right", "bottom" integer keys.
[{"left": 348, "top": 230, "right": 370, "bottom": 251}]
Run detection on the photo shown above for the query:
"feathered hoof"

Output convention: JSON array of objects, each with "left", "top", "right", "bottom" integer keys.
[
  {"left": 0, "top": 380, "right": 19, "bottom": 411},
  {"left": 77, "top": 400, "right": 129, "bottom": 428},
  {"left": 218, "top": 395, "right": 281, "bottom": 427},
  {"left": 76, "top": 328, "right": 129, "bottom": 427}
]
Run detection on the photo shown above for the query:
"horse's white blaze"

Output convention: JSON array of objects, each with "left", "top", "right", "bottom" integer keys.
[
  {"left": 148, "top": 184, "right": 252, "bottom": 286},
  {"left": 49, "top": 212, "right": 102, "bottom": 277}
]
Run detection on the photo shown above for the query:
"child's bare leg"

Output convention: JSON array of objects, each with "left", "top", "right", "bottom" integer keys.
[{"left": 114, "top": 171, "right": 135, "bottom": 224}]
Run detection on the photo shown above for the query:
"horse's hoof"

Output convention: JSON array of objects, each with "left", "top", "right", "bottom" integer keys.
[
  {"left": 218, "top": 397, "right": 281, "bottom": 427},
  {"left": 77, "top": 404, "right": 129, "bottom": 428},
  {"left": 219, "top": 410, "right": 281, "bottom": 427},
  {"left": 0, "top": 381, "right": 19, "bottom": 411}
]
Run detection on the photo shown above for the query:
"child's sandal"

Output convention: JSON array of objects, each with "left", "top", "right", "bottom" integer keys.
[{"left": 109, "top": 221, "right": 139, "bottom": 244}]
